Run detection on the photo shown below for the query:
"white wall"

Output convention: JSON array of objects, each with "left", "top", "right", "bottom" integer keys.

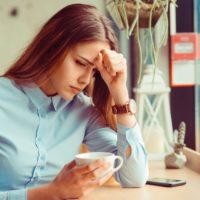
[{"left": 0, "top": 0, "right": 106, "bottom": 74}]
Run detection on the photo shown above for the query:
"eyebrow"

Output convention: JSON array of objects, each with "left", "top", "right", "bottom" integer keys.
[{"left": 77, "top": 55, "right": 94, "bottom": 66}]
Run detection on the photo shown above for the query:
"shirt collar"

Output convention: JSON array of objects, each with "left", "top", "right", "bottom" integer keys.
[
  {"left": 51, "top": 95, "right": 62, "bottom": 111},
  {"left": 21, "top": 84, "right": 61, "bottom": 112}
]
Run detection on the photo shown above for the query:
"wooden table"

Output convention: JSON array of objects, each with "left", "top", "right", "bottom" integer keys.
[{"left": 81, "top": 148, "right": 200, "bottom": 200}]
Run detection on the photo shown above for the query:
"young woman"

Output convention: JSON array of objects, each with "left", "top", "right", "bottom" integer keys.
[{"left": 0, "top": 3, "right": 148, "bottom": 200}]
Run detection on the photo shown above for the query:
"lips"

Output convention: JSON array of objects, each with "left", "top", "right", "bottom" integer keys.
[{"left": 70, "top": 86, "right": 81, "bottom": 94}]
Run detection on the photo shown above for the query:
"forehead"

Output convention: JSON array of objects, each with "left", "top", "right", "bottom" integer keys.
[{"left": 71, "top": 41, "right": 110, "bottom": 58}]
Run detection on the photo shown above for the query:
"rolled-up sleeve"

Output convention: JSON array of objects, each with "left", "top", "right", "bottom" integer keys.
[{"left": 115, "top": 123, "right": 149, "bottom": 187}]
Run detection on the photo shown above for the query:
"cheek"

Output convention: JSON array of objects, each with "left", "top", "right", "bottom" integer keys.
[
  {"left": 53, "top": 61, "right": 82, "bottom": 85},
  {"left": 55, "top": 64, "right": 69, "bottom": 79},
  {"left": 50, "top": 69, "right": 67, "bottom": 88}
]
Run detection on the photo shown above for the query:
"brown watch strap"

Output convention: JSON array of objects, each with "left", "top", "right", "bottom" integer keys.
[{"left": 112, "top": 103, "right": 129, "bottom": 114}]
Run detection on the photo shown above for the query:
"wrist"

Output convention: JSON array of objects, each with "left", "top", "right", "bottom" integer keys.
[
  {"left": 112, "top": 99, "right": 137, "bottom": 115},
  {"left": 28, "top": 184, "right": 57, "bottom": 200},
  {"left": 110, "top": 86, "right": 129, "bottom": 105}
]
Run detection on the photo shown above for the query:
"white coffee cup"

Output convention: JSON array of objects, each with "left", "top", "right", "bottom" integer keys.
[{"left": 75, "top": 152, "right": 123, "bottom": 173}]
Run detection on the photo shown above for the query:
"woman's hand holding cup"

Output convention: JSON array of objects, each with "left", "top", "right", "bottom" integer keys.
[
  {"left": 75, "top": 152, "right": 123, "bottom": 175},
  {"left": 45, "top": 152, "right": 123, "bottom": 199}
]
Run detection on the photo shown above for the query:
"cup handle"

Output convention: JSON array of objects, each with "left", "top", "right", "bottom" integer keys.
[{"left": 113, "top": 156, "right": 123, "bottom": 172}]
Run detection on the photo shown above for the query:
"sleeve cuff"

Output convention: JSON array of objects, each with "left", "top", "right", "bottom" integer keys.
[
  {"left": 117, "top": 123, "right": 143, "bottom": 141},
  {"left": 116, "top": 123, "right": 145, "bottom": 153}
]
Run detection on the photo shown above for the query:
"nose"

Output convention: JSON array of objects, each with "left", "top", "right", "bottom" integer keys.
[{"left": 78, "top": 69, "right": 94, "bottom": 86}]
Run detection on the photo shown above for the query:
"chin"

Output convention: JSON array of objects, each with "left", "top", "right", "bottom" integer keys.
[{"left": 60, "top": 92, "right": 75, "bottom": 101}]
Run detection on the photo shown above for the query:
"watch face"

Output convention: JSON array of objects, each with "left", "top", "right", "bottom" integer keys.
[{"left": 129, "top": 99, "right": 137, "bottom": 114}]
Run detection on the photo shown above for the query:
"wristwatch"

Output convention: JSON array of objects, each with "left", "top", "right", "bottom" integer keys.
[{"left": 112, "top": 99, "right": 137, "bottom": 115}]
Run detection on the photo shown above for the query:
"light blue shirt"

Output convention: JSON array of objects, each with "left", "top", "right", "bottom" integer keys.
[{"left": 0, "top": 77, "right": 148, "bottom": 200}]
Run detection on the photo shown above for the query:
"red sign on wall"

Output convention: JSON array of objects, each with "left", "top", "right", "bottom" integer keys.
[
  {"left": 170, "top": 33, "right": 200, "bottom": 87},
  {"left": 171, "top": 33, "right": 200, "bottom": 61}
]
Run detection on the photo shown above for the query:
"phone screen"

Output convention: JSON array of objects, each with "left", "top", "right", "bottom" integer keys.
[{"left": 146, "top": 177, "right": 186, "bottom": 187}]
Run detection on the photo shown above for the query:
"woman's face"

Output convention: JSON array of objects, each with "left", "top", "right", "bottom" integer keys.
[{"left": 40, "top": 41, "right": 110, "bottom": 100}]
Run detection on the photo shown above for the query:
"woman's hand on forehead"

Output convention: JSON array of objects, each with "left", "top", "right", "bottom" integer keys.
[{"left": 94, "top": 49, "right": 127, "bottom": 83}]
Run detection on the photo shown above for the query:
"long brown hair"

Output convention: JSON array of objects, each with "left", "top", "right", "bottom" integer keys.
[{"left": 3, "top": 4, "right": 118, "bottom": 129}]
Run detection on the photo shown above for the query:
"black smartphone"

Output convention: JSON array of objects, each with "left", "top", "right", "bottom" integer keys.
[{"left": 146, "top": 177, "right": 186, "bottom": 187}]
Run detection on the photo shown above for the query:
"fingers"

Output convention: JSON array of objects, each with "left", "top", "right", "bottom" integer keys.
[
  {"left": 52, "top": 159, "right": 113, "bottom": 200},
  {"left": 95, "top": 50, "right": 127, "bottom": 77},
  {"left": 102, "top": 50, "right": 126, "bottom": 73},
  {"left": 65, "top": 160, "right": 77, "bottom": 170},
  {"left": 82, "top": 162, "right": 112, "bottom": 181},
  {"left": 95, "top": 52, "right": 104, "bottom": 71},
  {"left": 79, "top": 170, "right": 113, "bottom": 198},
  {"left": 75, "top": 159, "right": 109, "bottom": 175},
  {"left": 72, "top": 159, "right": 113, "bottom": 184},
  {"left": 87, "top": 170, "right": 113, "bottom": 189},
  {"left": 66, "top": 159, "right": 113, "bottom": 182},
  {"left": 97, "top": 170, "right": 113, "bottom": 186},
  {"left": 57, "top": 160, "right": 113, "bottom": 199}
]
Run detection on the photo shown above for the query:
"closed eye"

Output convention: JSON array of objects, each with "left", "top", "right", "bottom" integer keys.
[
  {"left": 76, "top": 60, "right": 88, "bottom": 67},
  {"left": 76, "top": 59, "right": 98, "bottom": 76}
]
